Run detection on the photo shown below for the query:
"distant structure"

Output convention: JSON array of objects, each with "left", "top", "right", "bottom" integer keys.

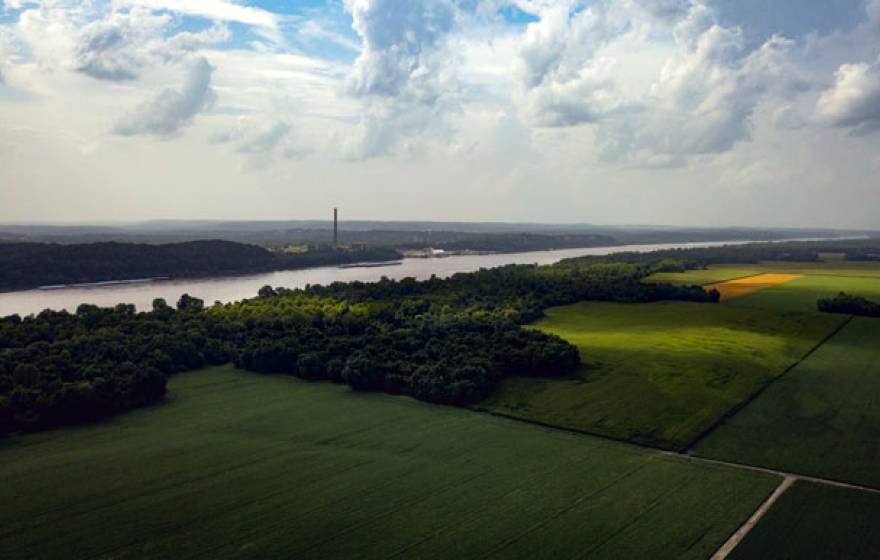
[{"left": 333, "top": 207, "right": 338, "bottom": 247}]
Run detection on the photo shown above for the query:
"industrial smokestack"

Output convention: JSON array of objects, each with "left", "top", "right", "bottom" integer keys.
[{"left": 333, "top": 207, "right": 338, "bottom": 247}]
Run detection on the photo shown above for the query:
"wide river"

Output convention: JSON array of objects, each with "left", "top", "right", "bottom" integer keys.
[{"left": 0, "top": 240, "right": 758, "bottom": 317}]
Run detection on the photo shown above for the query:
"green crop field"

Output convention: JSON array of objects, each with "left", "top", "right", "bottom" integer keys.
[
  {"left": 695, "top": 317, "right": 880, "bottom": 488},
  {"left": 649, "top": 261, "right": 880, "bottom": 286},
  {"left": 649, "top": 261, "right": 880, "bottom": 313},
  {"left": 647, "top": 265, "right": 767, "bottom": 286},
  {"left": 480, "top": 301, "right": 843, "bottom": 450},
  {"left": 728, "top": 274, "right": 880, "bottom": 313},
  {"left": 0, "top": 366, "right": 779, "bottom": 560},
  {"left": 728, "top": 481, "right": 880, "bottom": 560}
]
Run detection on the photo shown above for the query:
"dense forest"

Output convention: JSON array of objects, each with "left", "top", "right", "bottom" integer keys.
[
  {"left": 394, "top": 233, "right": 617, "bottom": 253},
  {"left": 0, "top": 240, "right": 400, "bottom": 292},
  {"left": 818, "top": 293, "right": 880, "bottom": 317},
  {"left": 0, "top": 261, "right": 715, "bottom": 435},
  {"left": 561, "top": 239, "right": 880, "bottom": 270}
]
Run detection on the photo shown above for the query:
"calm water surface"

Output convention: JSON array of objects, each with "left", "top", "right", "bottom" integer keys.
[{"left": 0, "top": 240, "right": 754, "bottom": 317}]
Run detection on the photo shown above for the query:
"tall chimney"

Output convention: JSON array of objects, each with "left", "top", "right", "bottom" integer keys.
[{"left": 333, "top": 207, "right": 338, "bottom": 247}]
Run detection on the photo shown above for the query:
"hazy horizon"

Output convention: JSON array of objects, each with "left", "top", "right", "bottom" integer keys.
[
  {"left": 2, "top": 0, "right": 880, "bottom": 228},
  {"left": 0, "top": 216, "right": 880, "bottom": 232}
]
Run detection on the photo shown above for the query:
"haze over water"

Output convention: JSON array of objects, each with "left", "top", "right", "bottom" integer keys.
[{"left": 0, "top": 241, "right": 755, "bottom": 317}]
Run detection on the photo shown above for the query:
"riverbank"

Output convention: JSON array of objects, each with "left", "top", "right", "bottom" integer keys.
[{"left": 0, "top": 240, "right": 771, "bottom": 317}]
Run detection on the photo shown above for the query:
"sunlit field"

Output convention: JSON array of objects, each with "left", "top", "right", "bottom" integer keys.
[{"left": 481, "top": 300, "right": 843, "bottom": 450}]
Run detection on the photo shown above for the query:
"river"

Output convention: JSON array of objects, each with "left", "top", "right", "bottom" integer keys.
[{"left": 0, "top": 240, "right": 758, "bottom": 317}]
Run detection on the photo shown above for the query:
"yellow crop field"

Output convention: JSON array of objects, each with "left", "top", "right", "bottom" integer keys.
[{"left": 706, "top": 273, "right": 803, "bottom": 301}]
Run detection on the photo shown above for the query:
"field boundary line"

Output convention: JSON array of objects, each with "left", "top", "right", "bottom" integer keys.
[
  {"left": 684, "top": 314, "right": 855, "bottom": 454},
  {"left": 667, "top": 454, "right": 880, "bottom": 495},
  {"left": 475, "top": 405, "right": 880, "bottom": 495},
  {"left": 708, "top": 476, "right": 795, "bottom": 560},
  {"left": 473, "top": 408, "right": 676, "bottom": 453}
]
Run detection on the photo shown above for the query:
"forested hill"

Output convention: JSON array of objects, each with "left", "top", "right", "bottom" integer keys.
[{"left": 0, "top": 240, "right": 401, "bottom": 292}]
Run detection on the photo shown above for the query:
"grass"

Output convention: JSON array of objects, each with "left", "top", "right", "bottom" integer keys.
[
  {"left": 649, "top": 261, "right": 880, "bottom": 313},
  {"left": 649, "top": 261, "right": 880, "bottom": 287},
  {"left": 728, "top": 481, "right": 880, "bottom": 560},
  {"left": 728, "top": 274, "right": 880, "bottom": 313},
  {"left": 480, "top": 301, "right": 844, "bottom": 450},
  {"left": 0, "top": 365, "right": 779, "bottom": 560},
  {"left": 648, "top": 266, "right": 768, "bottom": 286},
  {"left": 695, "top": 317, "right": 880, "bottom": 488}
]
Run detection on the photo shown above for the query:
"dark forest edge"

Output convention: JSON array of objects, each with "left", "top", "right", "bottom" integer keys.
[
  {"left": 818, "top": 293, "right": 880, "bottom": 317},
  {"left": 0, "top": 240, "right": 401, "bottom": 292}
]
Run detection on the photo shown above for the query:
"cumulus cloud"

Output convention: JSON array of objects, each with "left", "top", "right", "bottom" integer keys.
[
  {"left": 75, "top": 9, "right": 229, "bottom": 81},
  {"left": 342, "top": 0, "right": 463, "bottom": 158},
  {"left": 113, "top": 57, "right": 215, "bottom": 137},
  {"left": 346, "top": 0, "right": 457, "bottom": 100},
  {"left": 75, "top": 9, "right": 168, "bottom": 81},
  {"left": 512, "top": 1, "right": 800, "bottom": 165},
  {"left": 512, "top": 2, "right": 627, "bottom": 126},
  {"left": 815, "top": 55, "right": 880, "bottom": 135}
]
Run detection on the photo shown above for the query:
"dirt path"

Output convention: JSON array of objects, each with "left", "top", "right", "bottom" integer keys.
[
  {"left": 709, "top": 476, "right": 795, "bottom": 560},
  {"left": 669, "top": 452, "right": 880, "bottom": 496}
]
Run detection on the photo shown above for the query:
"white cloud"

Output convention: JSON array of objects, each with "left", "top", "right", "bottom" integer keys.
[
  {"left": 74, "top": 9, "right": 169, "bottom": 81},
  {"left": 512, "top": 1, "right": 800, "bottom": 166},
  {"left": 114, "top": 56, "right": 215, "bottom": 137},
  {"left": 297, "top": 20, "right": 360, "bottom": 52},
  {"left": 210, "top": 118, "right": 292, "bottom": 153},
  {"left": 815, "top": 55, "right": 880, "bottom": 135},
  {"left": 116, "top": 0, "right": 279, "bottom": 31},
  {"left": 75, "top": 10, "right": 230, "bottom": 81},
  {"left": 342, "top": 0, "right": 463, "bottom": 158},
  {"left": 345, "top": 0, "right": 457, "bottom": 100},
  {"left": 771, "top": 104, "right": 805, "bottom": 130},
  {"left": 2, "top": 0, "right": 880, "bottom": 227}
]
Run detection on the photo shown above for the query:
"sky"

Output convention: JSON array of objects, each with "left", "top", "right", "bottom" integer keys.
[{"left": 0, "top": 0, "right": 879, "bottom": 228}]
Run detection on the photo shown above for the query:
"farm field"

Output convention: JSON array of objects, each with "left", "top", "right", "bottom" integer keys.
[
  {"left": 480, "top": 301, "right": 844, "bottom": 450},
  {"left": 727, "top": 481, "right": 880, "bottom": 560},
  {"left": 695, "top": 317, "right": 880, "bottom": 488},
  {"left": 0, "top": 366, "right": 780, "bottom": 560},
  {"left": 648, "top": 260, "right": 880, "bottom": 286},
  {"left": 728, "top": 274, "right": 880, "bottom": 313},
  {"left": 705, "top": 273, "right": 802, "bottom": 301},
  {"left": 649, "top": 261, "right": 880, "bottom": 313}
]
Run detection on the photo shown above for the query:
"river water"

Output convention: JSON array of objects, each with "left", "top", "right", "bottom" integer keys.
[{"left": 0, "top": 240, "right": 755, "bottom": 317}]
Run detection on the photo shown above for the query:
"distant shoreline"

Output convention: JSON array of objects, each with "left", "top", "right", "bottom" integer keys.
[{"left": 39, "top": 277, "right": 171, "bottom": 290}]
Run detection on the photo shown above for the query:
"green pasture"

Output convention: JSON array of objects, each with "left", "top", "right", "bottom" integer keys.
[
  {"left": 0, "top": 366, "right": 778, "bottom": 560},
  {"left": 728, "top": 481, "right": 880, "bottom": 560},
  {"left": 481, "top": 301, "right": 843, "bottom": 450},
  {"left": 696, "top": 317, "right": 880, "bottom": 488}
]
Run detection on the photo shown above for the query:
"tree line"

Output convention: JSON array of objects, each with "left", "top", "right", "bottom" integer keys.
[
  {"left": 0, "top": 260, "right": 716, "bottom": 435},
  {"left": 0, "top": 240, "right": 400, "bottom": 292},
  {"left": 817, "top": 293, "right": 880, "bottom": 317}
]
